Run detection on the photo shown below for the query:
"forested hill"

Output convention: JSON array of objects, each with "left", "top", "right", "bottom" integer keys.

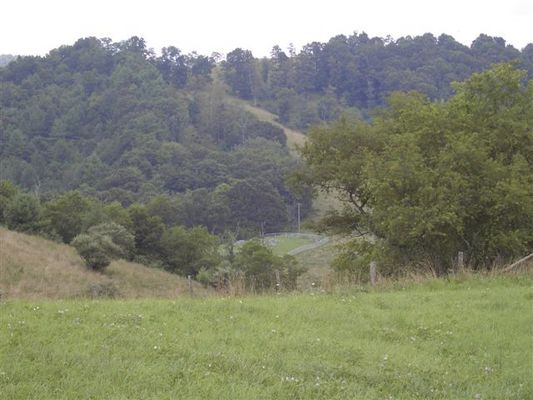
[
  {"left": 0, "top": 55, "right": 16, "bottom": 67},
  {"left": 221, "top": 32, "right": 533, "bottom": 129},
  {"left": 1, "top": 33, "right": 531, "bottom": 236},
  {"left": 0, "top": 37, "right": 307, "bottom": 236}
]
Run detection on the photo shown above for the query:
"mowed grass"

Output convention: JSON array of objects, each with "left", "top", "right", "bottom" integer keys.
[
  {"left": 265, "top": 236, "right": 315, "bottom": 256},
  {"left": 1, "top": 275, "right": 532, "bottom": 399}
]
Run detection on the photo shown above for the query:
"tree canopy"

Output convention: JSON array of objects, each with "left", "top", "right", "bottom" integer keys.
[
  {"left": 0, "top": 37, "right": 307, "bottom": 236},
  {"left": 297, "top": 63, "right": 533, "bottom": 274},
  {"left": 221, "top": 33, "right": 532, "bottom": 130}
]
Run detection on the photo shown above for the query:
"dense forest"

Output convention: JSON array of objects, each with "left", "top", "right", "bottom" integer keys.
[
  {"left": 0, "top": 54, "right": 16, "bottom": 67},
  {"left": 0, "top": 37, "right": 307, "bottom": 237},
  {"left": 1, "top": 32, "right": 531, "bottom": 279}
]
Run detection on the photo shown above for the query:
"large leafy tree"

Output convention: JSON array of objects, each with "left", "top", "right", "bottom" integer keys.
[
  {"left": 223, "top": 48, "right": 258, "bottom": 100},
  {"left": 160, "top": 226, "right": 220, "bottom": 276},
  {"left": 42, "top": 190, "right": 95, "bottom": 243},
  {"left": 298, "top": 63, "right": 533, "bottom": 274}
]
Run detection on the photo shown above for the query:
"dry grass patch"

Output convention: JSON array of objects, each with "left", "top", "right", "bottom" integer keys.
[
  {"left": 0, "top": 228, "right": 106, "bottom": 298},
  {"left": 105, "top": 260, "right": 207, "bottom": 298},
  {"left": 0, "top": 228, "right": 206, "bottom": 299}
]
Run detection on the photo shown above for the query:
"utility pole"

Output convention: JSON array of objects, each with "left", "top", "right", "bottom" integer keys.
[{"left": 297, "top": 203, "right": 301, "bottom": 233}]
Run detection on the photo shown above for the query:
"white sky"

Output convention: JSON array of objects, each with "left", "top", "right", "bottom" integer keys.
[{"left": 1, "top": 0, "right": 532, "bottom": 57}]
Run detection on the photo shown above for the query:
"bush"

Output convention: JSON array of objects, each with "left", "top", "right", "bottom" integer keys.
[
  {"left": 160, "top": 226, "right": 221, "bottom": 276},
  {"left": 87, "top": 222, "right": 135, "bottom": 260},
  {"left": 71, "top": 233, "right": 120, "bottom": 272},
  {"left": 4, "top": 193, "right": 40, "bottom": 232},
  {"left": 41, "top": 191, "right": 94, "bottom": 243},
  {"left": 0, "top": 180, "right": 18, "bottom": 225},
  {"left": 234, "top": 240, "right": 305, "bottom": 291}
]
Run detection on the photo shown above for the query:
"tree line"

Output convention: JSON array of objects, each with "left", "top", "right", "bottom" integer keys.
[
  {"left": 0, "top": 182, "right": 304, "bottom": 290},
  {"left": 222, "top": 33, "right": 533, "bottom": 129}
]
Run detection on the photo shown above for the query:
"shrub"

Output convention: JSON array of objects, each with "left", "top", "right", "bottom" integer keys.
[
  {"left": 86, "top": 282, "right": 119, "bottom": 298},
  {"left": 160, "top": 226, "right": 221, "bottom": 276},
  {"left": 87, "top": 222, "right": 135, "bottom": 259},
  {"left": 4, "top": 193, "right": 40, "bottom": 232},
  {"left": 71, "top": 233, "right": 120, "bottom": 272},
  {"left": 234, "top": 240, "right": 305, "bottom": 291},
  {"left": 41, "top": 191, "right": 94, "bottom": 243},
  {"left": 0, "top": 180, "right": 18, "bottom": 225}
]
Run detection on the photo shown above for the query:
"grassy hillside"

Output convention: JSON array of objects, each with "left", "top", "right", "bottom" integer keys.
[
  {"left": 1, "top": 275, "right": 531, "bottom": 399},
  {"left": 295, "top": 237, "right": 343, "bottom": 289},
  {"left": 227, "top": 96, "right": 306, "bottom": 153},
  {"left": 0, "top": 228, "right": 205, "bottom": 299}
]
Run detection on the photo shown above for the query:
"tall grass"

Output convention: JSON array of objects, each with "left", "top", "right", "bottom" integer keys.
[{"left": 0, "top": 228, "right": 206, "bottom": 299}]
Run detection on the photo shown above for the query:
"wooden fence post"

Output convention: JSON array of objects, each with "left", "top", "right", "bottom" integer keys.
[
  {"left": 370, "top": 261, "right": 377, "bottom": 286},
  {"left": 188, "top": 275, "right": 193, "bottom": 297},
  {"left": 458, "top": 251, "right": 464, "bottom": 269},
  {"left": 275, "top": 270, "right": 281, "bottom": 291}
]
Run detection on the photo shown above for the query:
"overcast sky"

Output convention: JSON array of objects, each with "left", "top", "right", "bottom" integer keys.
[{"left": 2, "top": 0, "right": 532, "bottom": 57}]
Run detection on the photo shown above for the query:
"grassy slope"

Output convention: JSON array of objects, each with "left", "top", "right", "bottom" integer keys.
[
  {"left": 295, "top": 237, "right": 343, "bottom": 289},
  {"left": 227, "top": 96, "right": 307, "bottom": 154},
  {"left": 1, "top": 275, "right": 531, "bottom": 399},
  {"left": 0, "top": 228, "right": 205, "bottom": 299}
]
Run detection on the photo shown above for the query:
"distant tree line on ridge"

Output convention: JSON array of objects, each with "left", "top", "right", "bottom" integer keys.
[{"left": 222, "top": 32, "right": 533, "bottom": 129}]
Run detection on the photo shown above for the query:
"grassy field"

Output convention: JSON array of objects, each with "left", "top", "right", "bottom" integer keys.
[
  {"left": 264, "top": 235, "right": 317, "bottom": 256},
  {"left": 295, "top": 236, "right": 342, "bottom": 289},
  {"left": 1, "top": 275, "right": 531, "bottom": 399}
]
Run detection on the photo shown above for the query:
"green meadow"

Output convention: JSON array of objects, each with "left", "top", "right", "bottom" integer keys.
[
  {"left": 264, "top": 235, "right": 318, "bottom": 256},
  {"left": 1, "top": 275, "right": 531, "bottom": 399}
]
